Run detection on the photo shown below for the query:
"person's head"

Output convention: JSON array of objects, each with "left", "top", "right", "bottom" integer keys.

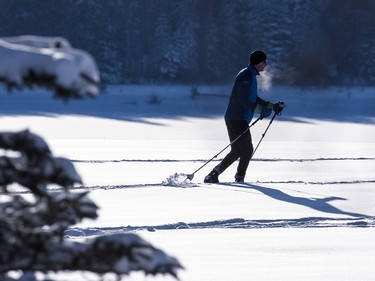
[{"left": 249, "top": 50, "right": 267, "bottom": 72}]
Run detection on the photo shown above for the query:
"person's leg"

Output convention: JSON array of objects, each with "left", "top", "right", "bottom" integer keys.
[
  {"left": 204, "top": 121, "right": 249, "bottom": 183},
  {"left": 215, "top": 121, "right": 244, "bottom": 170},
  {"left": 234, "top": 129, "right": 253, "bottom": 182}
]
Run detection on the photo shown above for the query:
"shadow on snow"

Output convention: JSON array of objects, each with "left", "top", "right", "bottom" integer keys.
[
  {"left": 226, "top": 183, "right": 368, "bottom": 218},
  {"left": 1, "top": 85, "right": 375, "bottom": 125}
]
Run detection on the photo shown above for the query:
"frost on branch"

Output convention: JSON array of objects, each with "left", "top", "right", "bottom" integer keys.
[
  {"left": 0, "top": 35, "right": 100, "bottom": 99},
  {"left": 0, "top": 130, "right": 182, "bottom": 280}
]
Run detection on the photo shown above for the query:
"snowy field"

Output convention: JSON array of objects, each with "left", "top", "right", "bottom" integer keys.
[{"left": 1, "top": 84, "right": 375, "bottom": 281}]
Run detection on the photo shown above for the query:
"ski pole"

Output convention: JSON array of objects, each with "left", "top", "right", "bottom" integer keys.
[
  {"left": 251, "top": 102, "right": 285, "bottom": 157},
  {"left": 251, "top": 111, "right": 277, "bottom": 158},
  {"left": 186, "top": 116, "right": 262, "bottom": 181}
]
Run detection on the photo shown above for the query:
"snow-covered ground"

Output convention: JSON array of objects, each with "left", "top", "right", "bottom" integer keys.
[{"left": 1, "top": 84, "right": 375, "bottom": 280}]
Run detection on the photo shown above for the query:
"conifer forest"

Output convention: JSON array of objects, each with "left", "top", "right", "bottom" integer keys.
[{"left": 1, "top": 0, "right": 374, "bottom": 86}]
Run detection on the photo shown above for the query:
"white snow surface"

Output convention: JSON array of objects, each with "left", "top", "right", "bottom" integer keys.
[{"left": 1, "top": 84, "right": 375, "bottom": 280}]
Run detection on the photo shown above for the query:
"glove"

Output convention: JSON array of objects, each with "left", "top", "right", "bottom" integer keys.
[
  {"left": 260, "top": 107, "right": 272, "bottom": 119},
  {"left": 273, "top": 101, "right": 286, "bottom": 115}
]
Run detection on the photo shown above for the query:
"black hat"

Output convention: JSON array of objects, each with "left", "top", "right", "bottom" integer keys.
[{"left": 250, "top": 50, "right": 267, "bottom": 65}]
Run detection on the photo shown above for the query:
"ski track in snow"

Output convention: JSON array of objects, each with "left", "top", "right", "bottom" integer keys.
[
  {"left": 4, "top": 179, "right": 375, "bottom": 197},
  {"left": 73, "top": 179, "right": 375, "bottom": 190},
  {"left": 71, "top": 157, "right": 375, "bottom": 163},
  {"left": 66, "top": 216, "right": 375, "bottom": 238},
  {"left": 5, "top": 178, "right": 375, "bottom": 195}
]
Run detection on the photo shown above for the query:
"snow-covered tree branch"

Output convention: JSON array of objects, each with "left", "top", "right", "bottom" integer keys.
[
  {"left": 0, "top": 36, "right": 182, "bottom": 280},
  {"left": 0, "top": 35, "right": 100, "bottom": 99}
]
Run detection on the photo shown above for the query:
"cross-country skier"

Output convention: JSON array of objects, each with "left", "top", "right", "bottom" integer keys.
[{"left": 204, "top": 50, "right": 285, "bottom": 183}]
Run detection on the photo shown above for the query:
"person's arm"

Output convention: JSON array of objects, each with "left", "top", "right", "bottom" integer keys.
[{"left": 253, "top": 97, "right": 273, "bottom": 117}]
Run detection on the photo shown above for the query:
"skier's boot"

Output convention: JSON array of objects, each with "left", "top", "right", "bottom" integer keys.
[
  {"left": 204, "top": 168, "right": 221, "bottom": 183},
  {"left": 235, "top": 172, "right": 245, "bottom": 183}
]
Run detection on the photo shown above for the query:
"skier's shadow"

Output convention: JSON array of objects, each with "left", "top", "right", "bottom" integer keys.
[{"left": 231, "top": 183, "right": 368, "bottom": 218}]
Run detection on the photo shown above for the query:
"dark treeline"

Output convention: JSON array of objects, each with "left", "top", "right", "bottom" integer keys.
[{"left": 1, "top": 0, "right": 374, "bottom": 86}]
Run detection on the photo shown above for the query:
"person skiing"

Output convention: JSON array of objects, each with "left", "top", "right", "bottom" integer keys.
[{"left": 204, "top": 50, "right": 285, "bottom": 183}]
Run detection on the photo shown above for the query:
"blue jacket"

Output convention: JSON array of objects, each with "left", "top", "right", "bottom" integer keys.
[{"left": 225, "top": 64, "right": 270, "bottom": 122}]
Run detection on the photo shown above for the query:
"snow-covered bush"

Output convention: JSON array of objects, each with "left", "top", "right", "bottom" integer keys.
[{"left": 0, "top": 36, "right": 182, "bottom": 280}]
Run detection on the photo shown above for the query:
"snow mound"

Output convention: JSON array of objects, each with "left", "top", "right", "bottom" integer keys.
[{"left": 162, "top": 173, "right": 196, "bottom": 188}]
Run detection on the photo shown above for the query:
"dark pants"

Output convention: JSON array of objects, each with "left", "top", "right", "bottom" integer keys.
[{"left": 215, "top": 120, "right": 253, "bottom": 177}]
